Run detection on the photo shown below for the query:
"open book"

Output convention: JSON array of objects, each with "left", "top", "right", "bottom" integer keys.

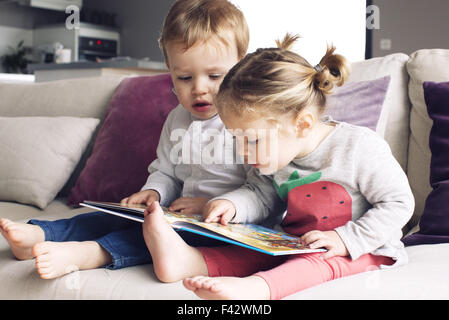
[{"left": 80, "top": 201, "right": 326, "bottom": 256}]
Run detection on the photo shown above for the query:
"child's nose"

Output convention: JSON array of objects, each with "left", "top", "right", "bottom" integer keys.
[{"left": 192, "top": 78, "right": 208, "bottom": 95}]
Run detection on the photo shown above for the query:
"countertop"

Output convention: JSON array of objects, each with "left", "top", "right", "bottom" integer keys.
[
  {"left": 0, "top": 73, "right": 35, "bottom": 83},
  {"left": 28, "top": 59, "right": 167, "bottom": 72}
]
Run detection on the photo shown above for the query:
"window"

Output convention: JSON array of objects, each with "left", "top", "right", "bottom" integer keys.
[{"left": 231, "top": 0, "right": 367, "bottom": 63}]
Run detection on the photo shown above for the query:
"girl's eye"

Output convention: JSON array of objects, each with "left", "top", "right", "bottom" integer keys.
[
  {"left": 209, "top": 74, "right": 222, "bottom": 80},
  {"left": 178, "top": 76, "right": 191, "bottom": 81}
]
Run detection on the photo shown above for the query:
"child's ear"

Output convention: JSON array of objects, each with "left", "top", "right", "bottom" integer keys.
[
  {"left": 295, "top": 111, "right": 315, "bottom": 137},
  {"left": 165, "top": 58, "right": 170, "bottom": 70}
]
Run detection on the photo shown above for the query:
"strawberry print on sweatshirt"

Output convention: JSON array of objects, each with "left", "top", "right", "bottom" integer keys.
[{"left": 274, "top": 170, "right": 352, "bottom": 235}]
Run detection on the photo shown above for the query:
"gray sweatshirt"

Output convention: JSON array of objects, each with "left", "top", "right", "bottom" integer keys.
[
  {"left": 216, "top": 120, "right": 415, "bottom": 267},
  {"left": 141, "top": 104, "right": 251, "bottom": 207}
]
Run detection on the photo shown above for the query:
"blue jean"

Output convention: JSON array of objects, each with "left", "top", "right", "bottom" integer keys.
[{"left": 28, "top": 211, "right": 223, "bottom": 270}]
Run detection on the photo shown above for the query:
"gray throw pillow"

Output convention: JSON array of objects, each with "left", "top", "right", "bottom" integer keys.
[{"left": 0, "top": 116, "right": 99, "bottom": 209}]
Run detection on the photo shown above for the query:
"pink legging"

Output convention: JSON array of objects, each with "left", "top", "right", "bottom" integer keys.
[{"left": 198, "top": 245, "right": 394, "bottom": 300}]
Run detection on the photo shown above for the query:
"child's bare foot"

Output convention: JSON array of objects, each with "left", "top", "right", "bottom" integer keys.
[
  {"left": 142, "top": 201, "right": 208, "bottom": 283},
  {"left": 32, "top": 241, "right": 111, "bottom": 279},
  {"left": 183, "top": 275, "right": 271, "bottom": 300},
  {"left": 0, "top": 218, "right": 45, "bottom": 260}
]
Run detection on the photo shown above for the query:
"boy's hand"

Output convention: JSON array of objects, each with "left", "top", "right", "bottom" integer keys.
[
  {"left": 300, "top": 230, "right": 349, "bottom": 260},
  {"left": 121, "top": 189, "right": 160, "bottom": 207},
  {"left": 168, "top": 197, "right": 209, "bottom": 215},
  {"left": 203, "top": 199, "right": 236, "bottom": 225}
]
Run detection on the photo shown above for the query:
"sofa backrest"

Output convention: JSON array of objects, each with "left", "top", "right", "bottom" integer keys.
[
  {"left": 405, "top": 49, "right": 449, "bottom": 230},
  {"left": 0, "top": 58, "right": 415, "bottom": 204},
  {"left": 0, "top": 76, "right": 124, "bottom": 118},
  {"left": 348, "top": 53, "right": 411, "bottom": 172},
  {"left": 0, "top": 76, "right": 125, "bottom": 195}
]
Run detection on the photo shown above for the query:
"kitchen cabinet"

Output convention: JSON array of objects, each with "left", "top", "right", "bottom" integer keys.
[{"left": 28, "top": 59, "right": 167, "bottom": 82}]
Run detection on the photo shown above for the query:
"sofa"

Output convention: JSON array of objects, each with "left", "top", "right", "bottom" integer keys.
[{"left": 0, "top": 49, "right": 448, "bottom": 300}]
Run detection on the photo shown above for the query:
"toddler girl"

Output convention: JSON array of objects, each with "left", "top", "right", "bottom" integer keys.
[{"left": 142, "top": 34, "right": 415, "bottom": 299}]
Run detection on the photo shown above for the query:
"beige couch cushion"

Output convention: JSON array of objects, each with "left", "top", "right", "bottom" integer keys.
[
  {"left": 348, "top": 53, "right": 411, "bottom": 172},
  {"left": 0, "top": 203, "right": 199, "bottom": 299},
  {"left": 0, "top": 76, "right": 125, "bottom": 197},
  {"left": 406, "top": 49, "right": 449, "bottom": 230},
  {"left": 0, "top": 117, "right": 99, "bottom": 209},
  {"left": 0, "top": 76, "right": 124, "bottom": 119},
  {"left": 285, "top": 243, "right": 449, "bottom": 299},
  {"left": 0, "top": 199, "right": 84, "bottom": 222},
  {"left": 2, "top": 200, "right": 448, "bottom": 299}
]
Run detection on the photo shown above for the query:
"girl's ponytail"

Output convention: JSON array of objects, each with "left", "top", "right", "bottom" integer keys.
[
  {"left": 313, "top": 45, "right": 350, "bottom": 95},
  {"left": 275, "top": 34, "right": 350, "bottom": 95},
  {"left": 216, "top": 33, "right": 351, "bottom": 118},
  {"left": 275, "top": 33, "right": 300, "bottom": 51}
]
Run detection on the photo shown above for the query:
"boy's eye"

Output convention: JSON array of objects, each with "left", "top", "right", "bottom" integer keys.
[
  {"left": 177, "top": 76, "right": 191, "bottom": 81},
  {"left": 209, "top": 74, "right": 222, "bottom": 80}
]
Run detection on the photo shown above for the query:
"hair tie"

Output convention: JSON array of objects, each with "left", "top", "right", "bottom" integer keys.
[{"left": 314, "top": 64, "right": 323, "bottom": 72}]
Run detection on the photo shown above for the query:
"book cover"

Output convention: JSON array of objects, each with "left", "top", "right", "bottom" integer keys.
[{"left": 80, "top": 201, "right": 326, "bottom": 256}]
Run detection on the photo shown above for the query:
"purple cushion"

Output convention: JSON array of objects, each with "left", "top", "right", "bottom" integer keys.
[
  {"left": 325, "top": 76, "right": 391, "bottom": 131},
  {"left": 403, "top": 81, "right": 449, "bottom": 246},
  {"left": 67, "top": 73, "right": 178, "bottom": 206}
]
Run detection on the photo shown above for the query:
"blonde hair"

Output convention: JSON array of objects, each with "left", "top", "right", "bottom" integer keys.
[
  {"left": 159, "top": 0, "right": 249, "bottom": 60},
  {"left": 216, "top": 33, "right": 350, "bottom": 119}
]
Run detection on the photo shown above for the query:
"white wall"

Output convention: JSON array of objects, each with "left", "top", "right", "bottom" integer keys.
[{"left": 231, "top": 0, "right": 367, "bottom": 63}]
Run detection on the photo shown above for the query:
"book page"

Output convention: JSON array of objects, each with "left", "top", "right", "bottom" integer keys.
[
  {"left": 176, "top": 219, "right": 324, "bottom": 254},
  {"left": 161, "top": 210, "right": 324, "bottom": 254}
]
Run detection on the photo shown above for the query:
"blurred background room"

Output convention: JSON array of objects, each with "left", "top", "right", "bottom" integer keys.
[{"left": 0, "top": 0, "right": 447, "bottom": 82}]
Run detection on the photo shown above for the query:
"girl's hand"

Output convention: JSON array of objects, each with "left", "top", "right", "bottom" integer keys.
[
  {"left": 202, "top": 199, "right": 236, "bottom": 225},
  {"left": 121, "top": 189, "right": 160, "bottom": 207},
  {"left": 300, "top": 230, "right": 349, "bottom": 260},
  {"left": 168, "top": 197, "right": 210, "bottom": 215}
]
